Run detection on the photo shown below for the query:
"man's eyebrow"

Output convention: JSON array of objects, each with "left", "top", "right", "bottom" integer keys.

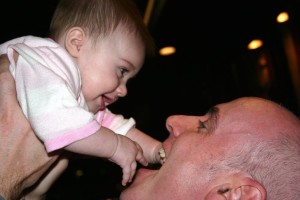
[{"left": 207, "top": 106, "right": 219, "bottom": 132}]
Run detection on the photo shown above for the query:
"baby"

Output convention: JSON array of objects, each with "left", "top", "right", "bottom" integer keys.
[{"left": 0, "top": 0, "right": 165, "bottom": 198}]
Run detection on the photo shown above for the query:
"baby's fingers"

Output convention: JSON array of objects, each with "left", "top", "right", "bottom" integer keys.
[
  {"left": 121, "top": 166, "right": 130, "bottom": 186},
  {"left": 121, "top": 161, "right": 137, "bottom": 186},
  {"left": 136, "top": 149, "right": 148, "bottom": 166}
]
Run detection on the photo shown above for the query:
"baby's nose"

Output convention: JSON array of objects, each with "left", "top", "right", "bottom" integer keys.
[{"left": 116, "top": 84, "right": 127, "bottom": 97}]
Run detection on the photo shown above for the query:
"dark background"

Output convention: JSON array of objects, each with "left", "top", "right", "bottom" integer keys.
[{"left": 1, "top": 0, "right": 300, "bottom": 199}]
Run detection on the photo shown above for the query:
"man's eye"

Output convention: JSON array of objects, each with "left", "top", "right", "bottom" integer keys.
[{"left": 198, "top": 120, "right": 207, "bottom": 129}]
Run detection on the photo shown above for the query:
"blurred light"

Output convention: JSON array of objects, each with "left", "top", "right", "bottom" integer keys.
[
  {"left": 143, "top": 0, "right": 155, "bottom": 26},
  {"left": 277, "top": 12, "right": 289, "bottom": 23},
  {"left": 159, "top": 46, "right": 176, "bottom": 56},
  {"left": 75, "top": 169, "right": 84, "bottom": 177},
  {"left": 247, "top": 39, "right": 263, "bottom": 50}
]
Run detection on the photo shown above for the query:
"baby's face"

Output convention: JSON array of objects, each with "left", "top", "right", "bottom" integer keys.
[{"left": 77, "top": 24, "right": 146, "bottom": 113}]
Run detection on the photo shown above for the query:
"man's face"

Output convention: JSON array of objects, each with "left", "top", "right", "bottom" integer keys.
[{"left": 120, "top": 97, "right": 283, "bottom": 199}]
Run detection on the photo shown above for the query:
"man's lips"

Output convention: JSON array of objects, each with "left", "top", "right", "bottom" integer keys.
[
  {"left": 128, "top": 167, "right": 157, "bottom": 186},
  {"left": 135, "top": 167, "right": 158, "bottom": 181},
  {"left": 137, "top": 167, "right": 157, "bottom": 175}
]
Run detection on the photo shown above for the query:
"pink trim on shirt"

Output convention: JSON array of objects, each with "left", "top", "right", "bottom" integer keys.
[{"left": 44, "top": 120, "right": 101, "bottom": 152}]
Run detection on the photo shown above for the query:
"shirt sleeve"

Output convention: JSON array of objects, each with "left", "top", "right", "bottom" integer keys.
[{"left": 95, "top": 109, "right": 136, "bottom": 135}]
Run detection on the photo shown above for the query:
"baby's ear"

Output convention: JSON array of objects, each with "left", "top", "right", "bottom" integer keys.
[
  {"left": 205, "top": 173, "right": 267, "bottom": 200},
  {"left": 65, "top": 27, "right": 86, "bottom": 58}
]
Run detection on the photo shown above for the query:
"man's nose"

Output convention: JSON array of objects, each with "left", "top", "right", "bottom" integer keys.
[
  {"left": 116, "top": 84, "right": 127, "bottom": 97},
  {"left": 166, "top": 115, "right": 186, "bottom": 137}
]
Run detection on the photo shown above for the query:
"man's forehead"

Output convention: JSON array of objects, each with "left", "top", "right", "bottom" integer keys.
[
  {"left": 219, "top": 97, "right": 270, "bottom": 111},
  {"left": 215, "top": 97, "right": 294, "bottom": 131},
  {"left": 214, "top": 97, "right": 271, "bottom": 124}
]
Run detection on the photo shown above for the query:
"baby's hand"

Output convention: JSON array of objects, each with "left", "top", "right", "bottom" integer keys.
[
  {"left": 147, "top": 142, "right": 166, "bottom": 164},
  {"left": 108, "top": 134, "right": 148, "bottom": 186}
]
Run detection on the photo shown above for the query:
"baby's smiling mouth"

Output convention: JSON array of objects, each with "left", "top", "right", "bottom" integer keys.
[
  {"left": 103, "top": 95, "right": 118, "bottom": 106},
  {"left": 99, "top": 95, "right": 113, "bottom": 111},
  {"left": 99, "top": 97, "right": 106, "bottom": 110}
]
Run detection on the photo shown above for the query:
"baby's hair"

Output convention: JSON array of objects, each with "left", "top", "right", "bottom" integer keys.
[{"left": 49, "top": 0, "right": 155, "bottom": 56}]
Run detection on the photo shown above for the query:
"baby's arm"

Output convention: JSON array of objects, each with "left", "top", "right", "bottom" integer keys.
[
  {"left": 64, "top": 127, "right": 148, "bottom": 186},
  {"left": 97, "top": 109, "right": 165, "bottom": 164},
  {"left": 126, "top": 128, "right": 164, "bottom": 164}
]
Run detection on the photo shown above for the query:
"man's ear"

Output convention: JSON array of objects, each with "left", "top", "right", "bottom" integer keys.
[
  {"left": 205, "top": 173, "right": 267, "bottom": 200},
  {"left": 65, "top": 27, "right": 86, "bottom": 58}
]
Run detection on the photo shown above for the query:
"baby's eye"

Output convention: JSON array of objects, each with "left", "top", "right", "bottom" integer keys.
[{"left": 119, "top": 67, "right": 129, "bottom": 78}]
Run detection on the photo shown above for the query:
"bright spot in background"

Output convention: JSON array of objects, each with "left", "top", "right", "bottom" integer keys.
[
  {"left": 277, "top": 12, "right": 289, "bottom": 23},
  {"left": 159, "top": 46, "right": 176, "bottom": 56},
  {"left": 247, "top": 39, "right": 263, "bottom": 50}
]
